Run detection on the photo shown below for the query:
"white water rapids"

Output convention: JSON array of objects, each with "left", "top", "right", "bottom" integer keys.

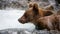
[{"left": 0, "top": 8, "right": 35, "bottom": 30}]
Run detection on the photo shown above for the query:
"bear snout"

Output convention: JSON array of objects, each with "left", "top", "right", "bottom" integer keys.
[{"left": 18, "top": 17, "right": 28, "bottom": 24}]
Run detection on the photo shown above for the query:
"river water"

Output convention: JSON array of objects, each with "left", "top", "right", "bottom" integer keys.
[
  {"left": 0, "top": 8, "right": 35, "bottom": 30},
  {"left": 0, "top": 0, "right": 59, "bottom": 31}
]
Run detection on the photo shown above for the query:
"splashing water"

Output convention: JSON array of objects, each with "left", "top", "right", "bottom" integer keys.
[{"left": 0, "top": 8, "right": 35, "bottom": 31}]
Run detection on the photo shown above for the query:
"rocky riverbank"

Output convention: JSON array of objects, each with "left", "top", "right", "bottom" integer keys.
[
  {"left": 0, "top": 28, "right": 60, "bottom": 34},
  {"left": 0, "top": 0, "right": 49, "bottom": 9}
]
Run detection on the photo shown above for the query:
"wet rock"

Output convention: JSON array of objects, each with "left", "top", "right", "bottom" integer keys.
[{"left": 0, "top": 28, "right": 60, "bottom": 34}]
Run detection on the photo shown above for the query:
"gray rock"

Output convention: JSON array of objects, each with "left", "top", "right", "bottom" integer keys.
[{"left": 0, "top": 28, "right": 60, "bottom": 34}]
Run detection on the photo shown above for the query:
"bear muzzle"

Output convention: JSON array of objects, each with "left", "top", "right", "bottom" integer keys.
[{"left": 18, "top": 17, "right": 28, "bottom": 24}]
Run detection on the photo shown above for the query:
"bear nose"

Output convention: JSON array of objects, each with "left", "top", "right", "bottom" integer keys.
[
  {"left": 18, "top": 18, "right": 24, "bottom": 23},
  {"left": 18, "top": 17, "right": 27, "bottom": 24}
]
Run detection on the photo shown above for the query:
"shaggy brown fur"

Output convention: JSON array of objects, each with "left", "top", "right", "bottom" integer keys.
[
  {"left": 18, "top": 3, "right": 54, "bottom": 30},
  {"left": 35, "top": 14, "right": 58, "bottom": 30},
  {"left": 36, "top": 14, "right": 60, "bottom": 31}
]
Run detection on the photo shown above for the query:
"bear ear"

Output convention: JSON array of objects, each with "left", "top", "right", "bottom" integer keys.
[
  {"left": 28, "top": 2, "right": 33, "bottom": 8},
  {"left": 33, "top": 3, "right": 39, "bottom": 15}
]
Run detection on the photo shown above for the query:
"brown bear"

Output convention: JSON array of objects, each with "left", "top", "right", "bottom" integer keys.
[
  {"left": 28, "top": 2, "right": 33, "bottom": 8},
  {"left": 36, "top": 14, "right": 59, "bottom": 30},
  {"left": 18, "top": 3, "right": 54, "bottom": 30},
  {"left": 37, "top": 14, "right": 60, "bottom": 31}
]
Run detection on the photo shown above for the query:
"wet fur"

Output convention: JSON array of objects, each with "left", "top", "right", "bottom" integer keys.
[{"left": 18, "top": 3, "right": 54, "bottom": 30}]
